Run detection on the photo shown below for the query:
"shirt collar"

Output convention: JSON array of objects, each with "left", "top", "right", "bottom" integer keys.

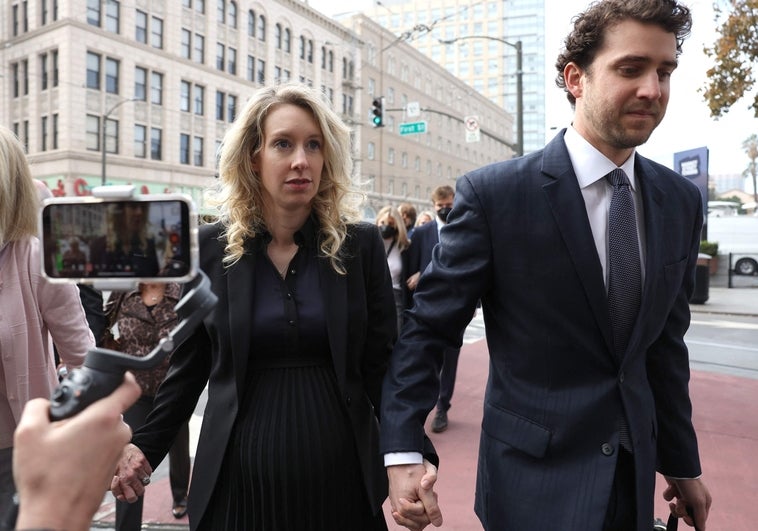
[{"left": 564, "top": 126, "right": 637, "bottom": 191}]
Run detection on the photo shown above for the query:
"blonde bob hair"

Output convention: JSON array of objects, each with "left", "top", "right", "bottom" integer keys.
[
  {"left": 207, "top": 83, "right": 362, "bottom": 273},
  {"left": 375, "top": 205, "right": 410, "bottom": 251},
  {"left": 0, "top": 126, "right": 39, "bottom": 246}
]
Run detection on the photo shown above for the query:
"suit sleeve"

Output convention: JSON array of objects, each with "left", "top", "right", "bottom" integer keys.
[
  {"left": 647, "top": 189, "right": 704, "bottom": 478},
  {"left": 380, "top": 175, "right": 491, "bottom": 455}
]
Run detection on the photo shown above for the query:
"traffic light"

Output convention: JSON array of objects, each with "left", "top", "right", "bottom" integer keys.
[{"left": 371, "top": 97, "right": 385, "bottom": 128}]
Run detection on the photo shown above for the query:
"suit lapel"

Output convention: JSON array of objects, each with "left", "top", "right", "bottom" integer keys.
[
  {"left": 318, "top": 255, "right": 348, "bottom": 392},
  {"left": 541, "top": 134, "right": 615, "bottom": 355}
]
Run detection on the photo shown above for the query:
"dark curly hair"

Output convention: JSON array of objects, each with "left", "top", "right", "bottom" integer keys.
[{"left": 555, "top": 0, "right": 692, "bottom": 106}]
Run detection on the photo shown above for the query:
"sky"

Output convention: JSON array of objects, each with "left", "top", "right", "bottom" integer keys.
[{"left": 308, "top": 0, "right": 758, "bottom": 180}]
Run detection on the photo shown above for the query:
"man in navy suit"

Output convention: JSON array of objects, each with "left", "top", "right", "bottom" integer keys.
[
  {"left": 381, "top": 1, "right": 712, "bottom": 530},
  {"left": 404, "top": 185, "right": 458, "bottom": 433}
]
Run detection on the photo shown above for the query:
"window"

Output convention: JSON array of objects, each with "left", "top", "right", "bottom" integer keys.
[
  {"left": 180, "top": 133, "right": 190, "bottom": 164},
  {"left": 216, "top": 43, "right": 225, "bottom": 70},
  {"left": 258, "top": 15, "right": 265, "bottom": 41},
  {"left": 12, "top": 62, "right": 19, "bottom": 97},
  {"left": 193, "top": 137, "right": 203, "bottom": 166},
  {"left": 52, "top": 50, "right": 58, "bottom": 87},
  {"left": 227, "top": 47, "right": 236, "bottom": 74},
  {"left": 388, "top": 148, "right": 395, "bottom": 165},
  {"left": 105, "top": 57, "right": 119, "bottom": 94},
  {"left": 401, "top": 152, "right": 408, "bottom": 168},
  {"left": 307, "top": 39, "right": 313, "bottom": 63},
  {"left": 40, "top": 54, "right": 48, "bottom": 90},
  {"left": 283, "top": 29, "right": 291, "bottom": 53},
  {"left": 87, "top": 0, "right": 100, "bottom": 26},
  {"left": 21, "top": 59, "right": 28, "bottom": 95},
  {"left": 180, "top": 81, "right": 190, "bottom": 112},
  {"left": 52, "top": 113, "right": 58, "bottom": 149},
  {"left": 275, "top": 24, "right": 281, "bottom": 49},
  {"left": 195, "top": 0, "right": 204, "bottom": 13},
  {"left": 134, "top": 125, "right": 147, "bottom": 158},
  {"left": 228, "top": 2, "right": 237, "bottom": 28},
  {"left": 181, "top": 29, "right": 191, "bottom": 59},
  {"left": 194, "top": 33, "right": 205, "bottom": 63},
  {"left": 367, "top": 142, "right": 375, "bottom": 160},
  {"left": 247, "top": 9, "right": 256, "bottom": 37},
  {"left": 150, "top": 72, "right": 163, "bottom": 105},
  {"left": 151, "top": 16, "right": 163, "bottom": 48},
  {"left": 328, "top": 50, "right": 333, "bottom": 72},
  {"left": 194, "top": 85, "right": 205, "bottom": 115},
  {"left": 217, "top": 0, "right": 225, "bottom": 23},
  {"left": 227, "top": 94, "right": 236, "bottom": 122},
  {"left": 299, "top": 35, "right": 304, "bottom": 59},
  {"left": 104, "top": 118, "right": 118, "bottom": 154},
  {"left": 215, "top": 91, "right": 225, "bottom": 121},
  {"left": 247, "top": 55, "right": 255, "bottom": 81},
  {"left": 134, "top": 66, "right": 147, "bottom": 100},
  {"left": 150, "top": 128, "right": 162, "bottom": 160},
  {"left": 135, "top": 10, "right": 147, "bottom": 43},
  {"left": 257, "top": 59, "right": 265, "bottom": 84},
  {"left": 86, "top": 52, "right": 100, "bottom": 89},
  {"left": 41, "top": 116, "right": 48, "bottom": 151},
  {"left": 105, "top": 0, "right": 119, "bottom": 33},
  {"left": 86, "top": 114, "right": 100, "bottom": 151}
]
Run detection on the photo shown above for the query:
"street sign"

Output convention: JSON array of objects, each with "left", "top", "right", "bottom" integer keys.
[
  {"left": 406, "top": 101, "right": 420, "bottom": 117},
  {"left": 464, "top": 115, "right": 480, "bottom": 143},
  {"left": 399, "top": 121, "right": 428, "bottom": 135}
]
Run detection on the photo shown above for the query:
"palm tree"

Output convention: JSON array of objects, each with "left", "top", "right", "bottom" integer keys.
[{"left": 742, "top": 134, "right": 758, "bottom": 204}]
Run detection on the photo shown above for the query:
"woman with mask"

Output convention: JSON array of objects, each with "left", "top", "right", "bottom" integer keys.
[{"left": 375, "top": 206, "right": 410, "bottom": 334}]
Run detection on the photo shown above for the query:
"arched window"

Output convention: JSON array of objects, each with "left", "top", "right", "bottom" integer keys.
[
  {"left": 258, "top": 15, "right": 266, "bottom": 41},
  {"left": 247, "top": 10, "right": 255, "bottom": 37},
  {"left": 228, "top": 1, "right": 237, "bottom": 28},
  {"left": 284, "top": 28, "right": 290, "bottom": 53},
  {"left": 275, "top": 23, "right": 281, "bottom": 49}
]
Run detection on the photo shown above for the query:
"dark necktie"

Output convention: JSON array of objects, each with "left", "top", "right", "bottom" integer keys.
[
  {"left": 606, "top": 168, "right": 641, "bottom": 357},
  {"left": 606, "top": 168, "right": 641, "bottom": 452}
]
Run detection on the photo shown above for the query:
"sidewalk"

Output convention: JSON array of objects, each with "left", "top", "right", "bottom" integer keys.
[{"left": 92, "top": 285, "right": 758, "bottom": 530}]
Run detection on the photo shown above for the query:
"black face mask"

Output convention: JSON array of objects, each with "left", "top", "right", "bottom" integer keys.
[
  {"left": 379, "top": 224, "right": 398, "bottom": 239},
  {"left": 436, "top": 207, "right": 452, "bottom": 223}
]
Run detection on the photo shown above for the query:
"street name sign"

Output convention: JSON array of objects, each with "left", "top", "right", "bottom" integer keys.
[{"left": 399, "top": 121, "right": 427, "bottom": 135}]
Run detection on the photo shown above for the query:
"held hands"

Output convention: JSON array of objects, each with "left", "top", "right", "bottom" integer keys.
[
  {"left": 387, "top": 460, "right": 443, "bottom": 531},
  {"left": 663, "top": 476, "right": 712, "bottom": 530},
  {"left": 111, "top": 443, "right": 154, "bottom": 503},
  {"left": 13, "top": 372, "right": 140, "bottom": 531}
]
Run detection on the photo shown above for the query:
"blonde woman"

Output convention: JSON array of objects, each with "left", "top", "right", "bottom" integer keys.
[
  {"left": 0, "top": 125, "right": 93, "bottom": 518},
  {"left": 375, "top": 205, "right": 411, "bottom": 333},
  {"left": 111, "top": 84, "right": 428, "bottom": 530}
]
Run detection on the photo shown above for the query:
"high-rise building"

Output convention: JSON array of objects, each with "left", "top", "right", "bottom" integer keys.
[{"left": 364, "top": 0, "right": 546, "bottom": 155}]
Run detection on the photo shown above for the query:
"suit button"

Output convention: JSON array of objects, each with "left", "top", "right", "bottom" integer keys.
[
  {"left": 345, "top": 395, "right": 352, "bottom": 406},
  {"left": 619, "top": 371, "right": 625, "bottom": 384},
  {"left": 601, "top": 443, "right": 614, "bottom": 456}
]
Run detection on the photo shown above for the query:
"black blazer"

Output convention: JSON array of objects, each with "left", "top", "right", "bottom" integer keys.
[
  {"left": 133, "top": 220, "right": 397, "bottom": 529},
  {"left": 380, "top": 131, "right": 704, "bottom": 530},
  {"left": 404, "top": 219, "right": 439, "bottom": 309}
]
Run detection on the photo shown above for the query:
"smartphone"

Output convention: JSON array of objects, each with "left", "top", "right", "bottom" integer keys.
[{"left": 40, "top": 194, "right": 198, "bottom": 284}]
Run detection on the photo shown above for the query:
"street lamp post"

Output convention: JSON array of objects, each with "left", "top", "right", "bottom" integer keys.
[
  {"left": 101, "top": 98, "right": 136, "bottom": 185},
  {"left": 439, "top": 36, "right": 523, "bottom": 157}
]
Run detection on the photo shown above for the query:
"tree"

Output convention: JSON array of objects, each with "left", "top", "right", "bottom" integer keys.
[
  {"left": 743, "top": 134, "right": 758, "bottom": 203},
  {"left": 702, "top": 0, "right": 758, "bottom": 118}
]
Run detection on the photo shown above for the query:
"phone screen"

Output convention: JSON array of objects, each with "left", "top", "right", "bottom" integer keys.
[{"left": 41, "top": 196, "right": 197, "bottom": 282}]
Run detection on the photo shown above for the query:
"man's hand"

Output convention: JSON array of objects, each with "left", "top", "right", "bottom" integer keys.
[
  {"left": 663, "top": 476, "right": 712, "bottom": 530},
  {"left": 111, "top": 443, "right": 154, "bottom": 503},
  {"left": 387, "top": 460, "right": 443, "bottom": 531},
  {"left": 14, "top": 372, "right": 140, "bottom": 531}
]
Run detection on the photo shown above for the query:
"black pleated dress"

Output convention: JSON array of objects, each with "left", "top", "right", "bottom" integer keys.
[{"left": 200, "top": 236, "right": 386, "bottom": 531}]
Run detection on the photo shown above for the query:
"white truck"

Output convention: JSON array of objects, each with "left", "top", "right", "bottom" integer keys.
[{"left": 707, "top": 216, "right": 758, "bottom": 275}]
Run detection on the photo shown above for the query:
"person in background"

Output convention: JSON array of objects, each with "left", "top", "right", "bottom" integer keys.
[
  {"left": 0, "top": 125, "right": 94, "bottom": 526},
  {"left": 375, "top": 206, "right": 411, "bottom": 334},
  {"left": 404, "top": 185, "right": 459, "bottom": 434},
  {"left": 105, "top": 282, "right": 191, "bottom": 528},
  {"left": 398, "top": 202, "right": 417, "bottom": 237},
  {"left": 380, "top": 1, "right": 711, "bottom": 530},
  {"left": 111, "top": 83, "right": 420, "bottom": 530},
  {"left": 414, "top": 211, "right": 434, "bottom": 228},
  {"left": 12, "top": 373, "right": 140, "bottom": 531}
]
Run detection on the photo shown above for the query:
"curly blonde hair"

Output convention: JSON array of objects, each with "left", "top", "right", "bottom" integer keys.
[{"left": 207, "top": 83, "right": 362, "bottom": 274}]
